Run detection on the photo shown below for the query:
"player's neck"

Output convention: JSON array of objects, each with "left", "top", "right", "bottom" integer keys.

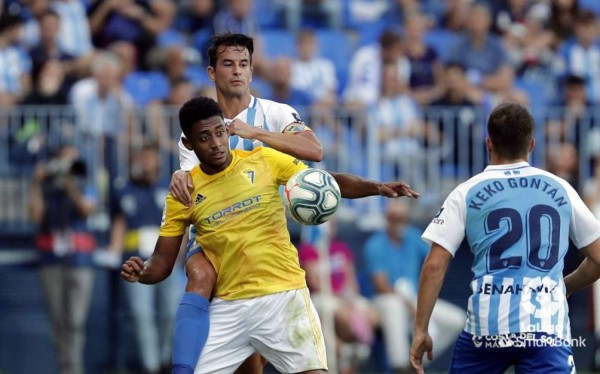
[
  {"left": 218, "top": 92, "right": 252, "bottom": 119},
  {"left": 490, "top": 155, "right": 529, "bottom": 165}
]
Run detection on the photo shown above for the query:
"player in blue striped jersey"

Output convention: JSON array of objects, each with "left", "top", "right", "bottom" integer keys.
[{"left": 410, "top": 102, "right": 600, "bottom": 373}]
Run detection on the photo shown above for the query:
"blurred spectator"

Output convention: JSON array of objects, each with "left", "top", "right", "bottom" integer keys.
[
  {"left": 23, "top": 58, "right": 69, "bottom": 104},
  {"left": 447, "top": 2, "right": 526, "bottom": 104},
  {"left": 19, "top": 0, "right": 51, "bottom": 49},
  {"left": 546, "top": 141, "right": 580, "bottom": 190},
  {"left": 402, "top": 11, "right": 443, "bottom": 105},
  {"left": 274, "top": 0, "right": 342, "bottom": 31},
  {"left": 69, "top": 51, "right": 134, "bottom": 186},
  {"left": 29, "top": 8, "right": 92, "bottom": 88},
  {"left": 559, "top": 10, "right": 600, "bottom": 103},
  {"left": 298, "top": 222, "right": 378, "bottom": 374},
  {"left": 148, "top": 78, "right": 197, "bottom": 166},
  {"left": 28, "top": 144, "right": 98, "bottom": 374},
  {"left": 549, "top": 0, "right": 580, "bottom": 48},
  {"left": 364, "top": 199, "right": 464, "bottom": 373},
  {"left": 500, "top": 1, "right": 556, "bottom": 85},
  {"left": 266, "top": 58, "right": 314, "bottom": 118},
  {"left": 439, "top": 0, "right": 470, "bottom": 32},
  {"left": 382, "top": 0, "right": 421, "bottom": 25},
  {"left": 88, "top": 0, "right": 176, "bottom": 70},
  {"left": 174, "top": 0, "right": 215, "bottom": 34},
  {"left": 213, "top": 0, "right": 258, "bottom": 36},
  {"left": 428, "top": 63, "right": 485, "bottom": 177},
  {"left": 52, "top": 0, "right": 94, "bottom": 58},
  {"left": 546, "top": 74, "right": 595, "bottom": 147},
  {"left": 107, "top": 143, "right": 182, "bottom": 374},
  {"left": 370, "top": 62, "right": 423, "bottom": 171},
  {"left": 291, "top": 29, "right": 337, "bottom": 108},
  {"left": 343, "top": 29, "right": 410, "bottom": 108},
  {"left": 0, "top": 11, "right": 32, "bottom": 107}
]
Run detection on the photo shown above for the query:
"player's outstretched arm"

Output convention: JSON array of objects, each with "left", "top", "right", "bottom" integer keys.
[
  {"left": 330, "top": 172, "right": 420, "bottom": 199},
  {"left": 229, "top": 119, "right": 324, "bottom": 162},
  {"left": 410, "top": 243, "right": 452, "bottom": 374},
  {"left": 121, "top": 236, "right": 183, "bottom": 284},
  {"left": 564, "top": 238, "right": 600, "bottom": 297}
]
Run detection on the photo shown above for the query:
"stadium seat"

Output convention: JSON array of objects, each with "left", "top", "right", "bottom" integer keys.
[
  {"left": 424, "top": 28, "right": 461, "bottom": 63},
  {"left": 259, "top": 30, "right": 296, "bottom": 58},
  {"left": 580, "top": 0, "right": 600, "bottom": 16},
  {"left": 123, "top": 71, "right": 170, "bottom": 106},
  {"left": 253, "top": 0, "right": 282, "bottom": 29},
  {"left": 157, "top": 28, "right": 187, "bottom": 47},
  {"left": 356, "top": 20, "right": 394, "bottom": 47}
]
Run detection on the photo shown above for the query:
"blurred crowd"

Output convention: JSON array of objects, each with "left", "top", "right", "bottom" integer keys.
[{"left": 5, "top": 0, "right": 600, "bottom": 372}]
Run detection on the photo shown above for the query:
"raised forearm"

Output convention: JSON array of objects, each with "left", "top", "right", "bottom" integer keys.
[
  {"left": 253, "top": 129, "right": 323, "bottom": 162},
  {"left": 138, "top": 255, "right": 174, "bottom": 284},
  {"left": 28, "top": 184, "right": 45, "bottom": 223},
  {"left": 330, "top": 172, "right": 380, "bottom": 198}
]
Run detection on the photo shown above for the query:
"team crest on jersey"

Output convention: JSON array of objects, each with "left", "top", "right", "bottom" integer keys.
[
  {"left": 242, "top": 169, "right": 255, "bottom": 185},
  {"left": 194, "top": 193, "right": 206, "bottom": 205}
]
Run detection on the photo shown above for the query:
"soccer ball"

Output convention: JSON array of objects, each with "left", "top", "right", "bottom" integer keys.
[{"left": 284, "top": 168, "right": 341, "bottom": 225}]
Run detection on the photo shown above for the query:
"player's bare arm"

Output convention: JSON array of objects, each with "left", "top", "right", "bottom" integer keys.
[
  {"left": 564, "top": 237, "right": 600, "bottom": 297},
  {"left": 169, "top": 170, "right": 194, "bottom": 207},
  {"left": 228, "top": 118, "right": 323, "bottom": 162},
  {"left": 330, "top": 172, "right": 420, "bottom": 199},
  {"left": 121, "top": 236, "right": 183, "bottom": 284},
  {"left": 410, "top": 243, "right": 452, "bottom": 374}
]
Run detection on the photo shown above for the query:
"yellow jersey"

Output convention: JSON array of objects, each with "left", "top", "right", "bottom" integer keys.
[{"left": 159, "top": 147, "right": 308, "bottom": 300}]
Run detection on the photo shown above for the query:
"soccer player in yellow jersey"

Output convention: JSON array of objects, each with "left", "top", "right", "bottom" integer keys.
[{"left": 121, "top": 96, "right": 419, "bottom": 373}]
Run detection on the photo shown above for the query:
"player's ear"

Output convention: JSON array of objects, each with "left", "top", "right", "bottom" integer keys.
[
  {"left": 207, "top": 65, "right": 215, "bottom": 82},
  {"left": 249, "top": 65, "right": 253, "bottom": 83},
  {"left": 485, "top": 136, "right": 493, "bottom": 153},
  {"left": 529, "top": 138, "right": 535, "bottom": 152},
  {"left": 181, "top": 136, "right": 193, "bottom": 150}
]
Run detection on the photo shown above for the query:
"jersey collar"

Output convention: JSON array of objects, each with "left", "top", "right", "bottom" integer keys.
[
  {"left": 224, "top": 96, "right": 257, "bottom": 122},
  {"left": 484, "top": 161, "right": 530, "bottom": 171}
]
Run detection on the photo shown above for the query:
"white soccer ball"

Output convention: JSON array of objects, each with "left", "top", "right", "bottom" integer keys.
[{"left": 284, "top": 168, "right": 341, "bottom": 225}]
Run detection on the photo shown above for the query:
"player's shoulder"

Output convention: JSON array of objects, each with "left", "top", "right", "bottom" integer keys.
[{"left": 255, "top": 97, "right": 296, "bottom": 115}]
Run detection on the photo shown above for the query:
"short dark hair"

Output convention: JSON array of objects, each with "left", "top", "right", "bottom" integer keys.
[
  {"left": 565, "top": 74, "right": 586, "bottom": 87},
  {"left": 487, "top": 102, "right": 534, "bottom": 159},
  {"left": 179, "top": 96, "right": 223, "bottom": 138},
  {"left": 207, "top": 33, "right": 254, "bottom": 68},
  {"left": 378, "top": 29, "right": 402, "bottom": 49}
]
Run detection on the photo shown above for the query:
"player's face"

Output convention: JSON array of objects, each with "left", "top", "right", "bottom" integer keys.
[
  {"left": 208, "top": 45, "right": 253, "bottom": 98},
  {"left": 184, "top": 115, "right": 232, "bottom": 173}
]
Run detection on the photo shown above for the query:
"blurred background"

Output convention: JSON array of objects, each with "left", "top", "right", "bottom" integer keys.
[{"left": 2, "top": 0, "right": 600, "bottom": 373}]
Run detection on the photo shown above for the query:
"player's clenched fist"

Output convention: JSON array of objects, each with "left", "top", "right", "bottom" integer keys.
[{"left": 121, "top": 256, "right": 147, "bottom": 283}]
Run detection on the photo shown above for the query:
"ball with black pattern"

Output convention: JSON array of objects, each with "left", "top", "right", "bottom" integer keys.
[{"left": 284, "top": 168, "right": 341, "bottom": 225}]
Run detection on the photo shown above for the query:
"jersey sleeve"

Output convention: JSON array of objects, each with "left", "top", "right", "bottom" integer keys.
[
  {"left": 267, "top": 102, "right": 313, "bottom": 134},
  {"left": 261, "top": 147, "right": 308, "bottom": 185},
  {"left": 421, "top": 187, "right": 467, "bottom": 256},
  {"left": 178, "top": 135, "right": 199, "bottom": 171},
  {"left": 563, "top": 181, "right": 600, "bottom": 248},
  {"left": 159, "top": 193, "right": 191, "bottom": 237}
]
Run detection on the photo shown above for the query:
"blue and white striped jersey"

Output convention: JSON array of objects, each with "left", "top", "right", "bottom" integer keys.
[
  {"left": 178, "top": 96, "right": 311, "bottom": 171},
  {"left": 0, "top": 46, "right": 31, "bottom": 94},
  {"left": 422, "top": 162, "right": 600, "bottom": 340}
]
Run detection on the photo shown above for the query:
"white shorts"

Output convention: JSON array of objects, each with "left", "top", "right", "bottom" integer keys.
[{"left": 195, "top": 288, "right": 328, "bottom": 374}]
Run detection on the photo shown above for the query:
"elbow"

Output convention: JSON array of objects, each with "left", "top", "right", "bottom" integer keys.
[
  {"left": 306, "top": 146, "right": 324, "bottom": 162},
  {"left": 421, "top": 257, "right": 448, "bottom": 276}
]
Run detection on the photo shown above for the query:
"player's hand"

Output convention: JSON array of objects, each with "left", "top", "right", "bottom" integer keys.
[
  {"left": 170, "top": 170, "right": 193, "bottom": 207},
  {"left": 410, "top": 331, "right": 433, "bottom": 374},
  {"left": 378, "top": 182, "right": 420, "bottom": 199},
  {"left": 228, "top": 118, "right": 258, "bottom": 139},
  {"left": 121, "top": 256, "right": 146, "bottom": 283}
]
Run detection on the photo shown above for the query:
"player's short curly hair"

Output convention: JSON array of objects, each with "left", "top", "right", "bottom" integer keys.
[
  {"left": 207, "top": 33, "right": 254, "bottom": 68},
  {"left": 179, "top": 96, "right": 223, "bottom": 139},
  {"left": 487, "top": 102, "right": 535, "bottom": 160}
]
